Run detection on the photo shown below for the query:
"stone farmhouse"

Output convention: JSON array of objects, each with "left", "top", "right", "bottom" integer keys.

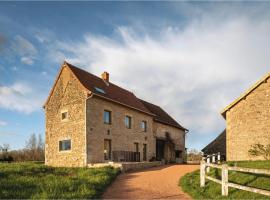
[
  {"left": 44, "top": 62, "right": 187, "bottom": 167},
  {"left": 203, "top": 72, "right": 270, "bottom": 161}
]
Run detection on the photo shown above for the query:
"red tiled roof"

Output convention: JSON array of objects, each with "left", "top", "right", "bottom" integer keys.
[
  {"left": 66, "top": 62, "right": 152, "bottom": 115},
  {"left": 139, "top": 99, "right": 187, "bottom": 131}
]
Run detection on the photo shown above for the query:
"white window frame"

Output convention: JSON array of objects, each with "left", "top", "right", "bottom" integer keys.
[{"left": 61, "top": 110, "right": 68, "bottom": 121}]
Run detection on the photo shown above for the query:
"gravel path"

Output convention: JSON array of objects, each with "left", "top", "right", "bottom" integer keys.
[{"left": 103, "top": 164, "right": 199, "bottom": 199}]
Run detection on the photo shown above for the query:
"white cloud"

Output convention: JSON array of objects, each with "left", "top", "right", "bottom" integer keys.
[
  {"left": 0, "top": 120, "right": 7, "bottom": 126},
  {"left": 11, "top": 35, "right": 37, "bottom": 65},
  {"left": 20, "top": 57, "right": 34, "bottom": 65},
  {"left": 0, "top": 83, "right": 43, "bottom": 113},
  {"left": 45, "top": 6, "right": 270, "bottom": 149}
]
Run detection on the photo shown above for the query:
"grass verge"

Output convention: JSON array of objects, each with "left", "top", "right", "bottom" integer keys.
[
  {"left": 0, "top": 162, "right": 120, "bottom": 199},
  {"left": 179, "top": 161, "right": 270, "bottom": 199}
]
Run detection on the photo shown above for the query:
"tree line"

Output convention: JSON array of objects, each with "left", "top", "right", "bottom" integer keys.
[{"left": 0, "top": 133, "right": 44, "bottom": 162}]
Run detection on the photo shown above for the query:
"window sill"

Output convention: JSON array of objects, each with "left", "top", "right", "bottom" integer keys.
[{"left": 59, "top": 150, "right": 72, "bottom": 153}]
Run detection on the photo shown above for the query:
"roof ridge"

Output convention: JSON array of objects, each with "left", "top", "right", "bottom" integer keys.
[{"left": 65, "top": 61, "right": 135, "bottom": 94}]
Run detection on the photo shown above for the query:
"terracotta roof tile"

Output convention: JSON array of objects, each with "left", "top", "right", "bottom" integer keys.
[{"left": 139, "top": 99, "right": 187, "bottom": 131}]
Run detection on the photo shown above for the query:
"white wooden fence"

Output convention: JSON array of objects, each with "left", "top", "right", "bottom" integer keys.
[{"left": 200, "top": 160, "right": 270, "bottom": 196}]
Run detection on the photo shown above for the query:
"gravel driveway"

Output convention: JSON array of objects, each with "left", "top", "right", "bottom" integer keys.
[{"left": 103, "top": 164, "right": 199, "bottom": 199}]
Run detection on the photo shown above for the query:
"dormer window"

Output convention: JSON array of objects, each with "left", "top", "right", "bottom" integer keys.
[{"left": 61, "top": 111, "right": 68, "bottom": 121}]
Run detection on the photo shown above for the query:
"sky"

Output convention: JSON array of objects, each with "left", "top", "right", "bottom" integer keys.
[{"left": 1, "top": 2, "right": 270, "bottom": 151}]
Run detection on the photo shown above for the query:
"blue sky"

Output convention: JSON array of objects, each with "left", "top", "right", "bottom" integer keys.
[{"left": 1, "top": 2, "right": 270, "bottom": 151}]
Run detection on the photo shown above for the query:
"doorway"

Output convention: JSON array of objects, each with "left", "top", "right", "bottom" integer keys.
[{"left": 156, "top": 139, "right": 165, "bottom": 161}]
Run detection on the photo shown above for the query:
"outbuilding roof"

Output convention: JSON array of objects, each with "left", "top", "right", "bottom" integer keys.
[{"left": 201, "top": 129, "right": 226, "bottom": 156}]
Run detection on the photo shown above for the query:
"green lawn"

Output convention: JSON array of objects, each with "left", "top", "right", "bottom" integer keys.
[
  {"left": 0, "top": 162, "right": 120, "bottom": 199},
  {"left": 179, "top": 161, "right": 270, "bottom": 199}
]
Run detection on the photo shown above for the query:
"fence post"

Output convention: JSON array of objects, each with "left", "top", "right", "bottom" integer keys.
[
  {"left": 212, "top": 154, "right": 216, "bottom": 163},
  {"left": 200, "top": 160, "right": 206, "bottom": 187},
  {"left": 222, "top": 164, "right": 228, "bottom": 196},
  {"left": 206, "top": 156, "right": 210, "bottom": 173},
  {"left": 217, "top": 152, "right": 221, "bottom": 164}
]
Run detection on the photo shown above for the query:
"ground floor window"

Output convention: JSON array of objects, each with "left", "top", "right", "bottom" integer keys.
[
  {"left": 143, "top": 144, "right": 147, "bottom": 161},
  {"left": 59, "top": 140, "right": 71, "bottom": 151},
  {"left": 104, "top": 139, "right": 112, "bottom": 160}
]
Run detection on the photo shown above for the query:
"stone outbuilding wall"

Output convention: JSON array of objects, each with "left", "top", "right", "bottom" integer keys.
[{"left": 225, "top": 77, "right": 270, "bottom": 161}]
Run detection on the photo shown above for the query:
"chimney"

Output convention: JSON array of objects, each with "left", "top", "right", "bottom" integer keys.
[{"left": 101, "top": 71, "right": 109, "bottom": 82}]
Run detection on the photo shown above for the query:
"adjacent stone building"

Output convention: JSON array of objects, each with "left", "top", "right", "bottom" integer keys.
[
  {"left": 44, "top": 62, "right": 187, "bottom": 167},
  {"left": 221, "top": 72, "right": 270, "bottom": 161}
]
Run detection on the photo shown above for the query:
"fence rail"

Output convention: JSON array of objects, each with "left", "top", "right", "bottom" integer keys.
[{"left": 200, "top": 160, "right": 270, "bottom": 196}]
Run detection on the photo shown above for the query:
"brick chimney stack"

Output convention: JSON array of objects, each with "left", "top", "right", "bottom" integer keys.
[{"left": 101, "top": 71, "right": 109, "bottom": 82}]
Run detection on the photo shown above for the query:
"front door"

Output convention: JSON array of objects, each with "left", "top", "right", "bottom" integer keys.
[{"left": 156, "top": 139, "right": 165, "bottom": 161}]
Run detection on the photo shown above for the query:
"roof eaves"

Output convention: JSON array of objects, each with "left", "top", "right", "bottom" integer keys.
[
  {"left": 92, "top": 93, "right": 155, "bottom": 117},
  {"left": 154, "top": 118, "right": 188, "bottom": 131},
  {"left": 221, "top": 71, "right": 270, "bottom": 118}
]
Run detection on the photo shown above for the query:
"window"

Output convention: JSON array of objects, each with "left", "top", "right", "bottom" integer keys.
[
  {"left": 141, "top": 121, "right": 147, "bottom": 132},
  {"left": 125, "top": 116, "right": 132, "bottom": 129},
  {"left": 61, "top": 111, "right": 68, "bottom": 121},
  {"left": 104, "top": 139, "right": 112, "bottom": 160},
  {"left": 104, "top": 110, "right": 111, "bottom": 124},
  {"left": 59, "top": 140, "right": 71, "bottom": 151},
  {"left": 143, "top": 144, "right": 147, "bottom": 161},
  {"left": 94, "top": 87, "right": 106, "bottom": 94},
  {"left": 134, "top": 142, "right": 139, "bottom": 152}
]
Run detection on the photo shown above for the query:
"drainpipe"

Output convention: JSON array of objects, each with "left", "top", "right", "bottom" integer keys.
[{"left": 85, "top": 92, "right": 94, "bottom": 167}]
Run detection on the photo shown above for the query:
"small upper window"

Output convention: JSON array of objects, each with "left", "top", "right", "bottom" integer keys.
[
  {"left": 104, "top": 110, "right": 111, "bottom": 124},
  {"left": 125, "top": 116, "right": 132, "bottom": 129},
  {"left": 61, "top": 111, "right": 68, "bottom": 121},
  {"left": 95, "top": 87, "right": 106, "bottom": 94},
  {"left": 141, "top": 121, "right": 147, "bottom": 132},
  {"left": 59, "top": 140, "right": 71, "bottom": 151}
]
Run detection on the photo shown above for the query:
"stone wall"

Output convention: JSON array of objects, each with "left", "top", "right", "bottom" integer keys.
[
  {"left": 45, "top": 66, "right": 87, "bottom": 167},
  {"left": 226, "top": 78, "right": 270, "bottom": 161},
  {"left": 153, "top": 122, "right": 186, "bottom": 163},
  {"left": 86, "top": 96, "right": 156, "bottom": 163}
]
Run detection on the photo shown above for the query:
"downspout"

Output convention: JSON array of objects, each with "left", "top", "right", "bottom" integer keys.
[{"left": 85, "top": 92, "right": 94, "bottom": 167}]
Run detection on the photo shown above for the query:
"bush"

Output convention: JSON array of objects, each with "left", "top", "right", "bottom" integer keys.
[{"left": 248, "top": 143, "right": 270, "bottom": 160}]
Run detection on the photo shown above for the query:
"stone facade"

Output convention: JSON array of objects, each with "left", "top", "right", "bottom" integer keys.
[
  {"left": 153, "top": 122, "right": 185, "bottom": 163},
  {"left": 45, "top": 67, "right": 87, "bottom": 167},
  {"left": 86, "top": 96, "right": 156, "bottom": 163},
  {"left": 45, "top": 64, "right": 186, "bottom": 167},
  {"left": 225, "top": 77, "right": 270, "bottom": 161}
]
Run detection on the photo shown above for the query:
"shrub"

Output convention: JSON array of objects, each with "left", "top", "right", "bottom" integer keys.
[{"left": 248, "top": 143, "right": 270, "bottom": 160}]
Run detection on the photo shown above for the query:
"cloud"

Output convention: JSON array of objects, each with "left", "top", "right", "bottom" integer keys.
[
  {"left": 0, "top": 120, "right": 7, "bottom": 126},
  {"left": 0, "top": 83, "right": 43, "bottom": 113},
  {"left": 50, "top": 18, "right": 270, "bottom": 135},
  {"left": 11, "top": 35, "right": 37, "bottom": 65},
  {"left": 20, "top": 56, "right": 34, "bottom": 65},
  {"left": 42, "top": 4, "right": 270, "bottom": 149}
]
